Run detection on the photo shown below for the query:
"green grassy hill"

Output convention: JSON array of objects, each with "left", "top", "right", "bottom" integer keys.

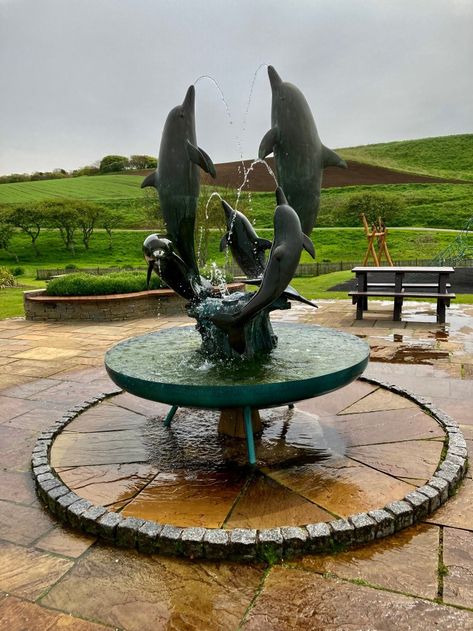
[
  {"left": 338, "top": 134, "right": 473, "bottom": 181},
  {"left": 0, "top": 174, "right": 144, "bottom": 204}
]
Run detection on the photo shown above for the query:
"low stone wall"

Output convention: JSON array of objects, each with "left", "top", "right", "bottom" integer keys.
[
  {"left": 24, "top": 285, "right": 244, "bottom": 321},
  {"left": 24, "top": 288, "right": 188, "bottom": 321}
]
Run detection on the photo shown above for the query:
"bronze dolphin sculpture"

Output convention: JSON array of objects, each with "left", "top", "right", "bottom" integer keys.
[
  {"left": 143, "top": 234, "right": 212, "bottom": 301},
  {"left": 142, "top": 85, "right": 216, "bottom": 285},
  {"left": 219, "top": 199, "right": 272, "bottom": 278},
  {"left": 258, "top": 66, "right": 347, "bottom": 236},
  {"left": 210, "top": 188, "right": 315, "bottom": 351}
]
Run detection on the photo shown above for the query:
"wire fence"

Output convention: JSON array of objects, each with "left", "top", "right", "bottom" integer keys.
[{"left": 36, "top": 258, "right": 473, "bottom": 281}]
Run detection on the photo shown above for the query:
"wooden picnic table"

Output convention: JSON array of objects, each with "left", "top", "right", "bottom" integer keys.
[{"left": 349, "top": 266, "right": 455, "bottom": 323}]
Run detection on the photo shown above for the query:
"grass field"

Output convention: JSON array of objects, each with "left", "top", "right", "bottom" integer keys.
[
  {"left": 339, "top": 134, "right": 473, "bottom": 182},
  {"left": 0, "top": 227, "right": 468, "bottom": 275}
]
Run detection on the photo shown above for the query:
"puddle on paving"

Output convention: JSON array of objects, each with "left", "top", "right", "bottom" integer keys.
[{"left": 140, "top": 407, "right": 345, "bottom": 472}]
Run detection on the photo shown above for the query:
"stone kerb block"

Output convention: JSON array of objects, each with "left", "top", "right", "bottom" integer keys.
[
  {"left": 329, "top": 519, "right": 355, "bottom": 546},
  {"left": 368, "top": 509, "right": 396, "bottom": 538},
  {"left": 159, "top": 525, "right": 184, "bottom": 556},
  {"left": 203, "top": 529, "right": 230, "bottom": 559},
  {"left": 180, "top": 527, "right": 206, "bottom": 558},
  {"left": 349, "top": 513, "right": 377, "bottom": 543},
  {"left": 281, "top": 527, "right": 308, "bottom": 558},
  {"left": 137, "top": 521, "right": 163, "bottom": 554},
  {"left": 116, "top": 517, "right": 146, "bottom": 548},
  {"left": 229, "top": 529, "right": 258, "bottom": 561},
  {"left": 97, "top": 512, "right": 124, "bottom": 541},
  {"left": 384, "top": 500, "right": 414, "bottom": 529},
  {"left": 306, "top": 522, "right": 331, "bottom": 552},
  {"left": 404, "top": 491, "right": 430, "bottom": 520},
  {"left": 257, "top": 528, "right": 284, "bottom": 562}
]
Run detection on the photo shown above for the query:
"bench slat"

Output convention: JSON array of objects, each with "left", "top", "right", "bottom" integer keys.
[{"left": 349, "top": 291, "right": 456, "bottom": 299}]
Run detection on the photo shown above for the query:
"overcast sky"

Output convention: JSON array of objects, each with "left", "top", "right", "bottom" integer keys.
[{"left": 0, "top": 0, "right": 472, "bottom": 175}]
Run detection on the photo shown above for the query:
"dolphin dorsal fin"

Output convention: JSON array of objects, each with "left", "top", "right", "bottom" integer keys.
[
  {"left": 322, "top": 145, "right": 347, "bottom": 169},
  {"left": 275, "top": 186, "right": 288, "bottom": 206},
  {"left": 302, "top": 234, "right": 316, "bottom": 259},
  {"left": 258, "top": 127, "right": 279, "bottom": 160},
  {"left": 141, "top": 172, "right": 157, "bottom": 189},
  {"left": 187, "top": 141, "right": 217, "bottom": 178}
]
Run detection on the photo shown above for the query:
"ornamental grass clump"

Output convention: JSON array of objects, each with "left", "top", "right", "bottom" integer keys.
[
  {"left": 0, "top": 266, "right": 17, "bottom": 288},
  {"left": 46, "top": 271, "right": 164, "bottom": 296}
]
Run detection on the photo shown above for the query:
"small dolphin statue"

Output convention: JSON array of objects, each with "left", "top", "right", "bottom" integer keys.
[
  {"left": 141, "top": 84, "right": 216, "bottom": 285},
  {"left": 143, "top": 233, "right": 212, "bottom": 302},
  {"left": 258, "top": 66, "right": 347, "bottom": 236},
  {"left": 211, "top": 187, "right": 315, "bottom": 351},
  {"left": 219, "top": 199, "right": 272, "bottom": 278}
]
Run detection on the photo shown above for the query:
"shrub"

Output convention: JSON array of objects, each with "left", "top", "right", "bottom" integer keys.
[
  {"left": 0, "top": 266, "right": 17, "bottom": 288},
  {"left": 339, "top": 192, "right": 404, "bottom": 227},
  {"left": 9, "top": 266, "right": 24, "bottom": 276},
  {"left": 65, "top": 263, "right": 78, "bottom": 270},
  {"left": 46, "top": 271, "right": 165, "bottom": 296},
  {"left": 99, "top": 155, "right": 130, "bottom": 173}
]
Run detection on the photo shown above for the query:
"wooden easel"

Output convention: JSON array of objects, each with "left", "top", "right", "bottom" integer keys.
[{"left": 361, "top": 213, "right": 393, "bottom": 266}]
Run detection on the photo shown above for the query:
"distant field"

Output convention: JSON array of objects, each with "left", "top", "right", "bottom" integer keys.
[
  {"left": 338, "top": 134, "right": 473, "bottom": 182},
  {"left": 0, "top": 174, "right": 145, "bottom": 204}
]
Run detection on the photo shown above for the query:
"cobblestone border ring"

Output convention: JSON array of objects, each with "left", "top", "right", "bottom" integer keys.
[{"left": 32, "top": 377, "right": 468, "bottom": 561}]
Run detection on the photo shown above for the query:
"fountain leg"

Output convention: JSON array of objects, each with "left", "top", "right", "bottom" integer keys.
[
  {"left": 164, "top": 405, "right": 179, "bottom": 427},
  {"left": 243, "top": 406, "right": 257, "bottom": 465}
]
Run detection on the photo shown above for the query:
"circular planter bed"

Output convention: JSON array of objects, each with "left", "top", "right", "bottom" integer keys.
[{"left": 24, "top": 283, "right": 245, "bottom": 322}]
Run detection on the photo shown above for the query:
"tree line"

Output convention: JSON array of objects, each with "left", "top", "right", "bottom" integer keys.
[
  {"left": 0, "top": 154, "right": 157, "bottom": 185},
  {"left": 0, "top": 201, "right": 121, "bottom": 260}
]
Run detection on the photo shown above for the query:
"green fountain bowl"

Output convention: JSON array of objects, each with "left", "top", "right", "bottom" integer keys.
[{"left": 104, "top": 323, "right": 370, "bottom": 409}]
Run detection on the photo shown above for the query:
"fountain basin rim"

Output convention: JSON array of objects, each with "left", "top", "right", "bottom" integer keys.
[{"left": 104, "top": 323, "right": 370, "bottom": 409}]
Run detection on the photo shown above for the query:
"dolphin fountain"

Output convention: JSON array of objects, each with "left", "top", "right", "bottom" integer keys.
[{"left": 105, "top": 67, "right": 369, "bottom": 464}]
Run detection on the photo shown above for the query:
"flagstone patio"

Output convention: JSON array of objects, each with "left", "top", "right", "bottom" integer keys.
[{"left": 1, "top": 299, "right": 473, "bottom": 630}]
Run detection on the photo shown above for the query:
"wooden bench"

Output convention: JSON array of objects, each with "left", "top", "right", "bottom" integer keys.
[
  {"left": 349, "top": 290, "right": 456, "bottom": 322},
  {"left": 350, "top": 266, "right": 455, "bottom": 323}
]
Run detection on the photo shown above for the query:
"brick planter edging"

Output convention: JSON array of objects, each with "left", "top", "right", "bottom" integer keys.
[{"left": 32, "top": 377, "right": 468, "bottom": 562}]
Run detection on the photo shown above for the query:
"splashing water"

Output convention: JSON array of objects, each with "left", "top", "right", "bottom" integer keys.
[
  {"left": 210, "top": 261, "right": 229, "bottom": 296},
  {"left": 235, "top": 159, "right": 279, "bottom": 209}
]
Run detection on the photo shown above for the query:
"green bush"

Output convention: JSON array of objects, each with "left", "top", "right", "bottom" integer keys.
[
  {"left": 338, "top": 191, "right": 405, "bottom": 227},
  {"left": 46, "top": 271, "right": 164, "bottom": 296},
  {"left": 0, "top": 266, "right": 17, "bottom": 288},
  {"left": 9, "top": 266, "right": 24, "bottom": 276}
]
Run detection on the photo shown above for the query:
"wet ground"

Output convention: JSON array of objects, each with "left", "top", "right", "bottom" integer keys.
[{"left": 1, "top": 299, "right": 473, "bottom": 629}]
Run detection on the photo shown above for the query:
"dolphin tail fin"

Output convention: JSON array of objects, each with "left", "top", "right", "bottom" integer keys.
[
  {"left": 283, "top": 285, "right": 318, "bottom": 308},
  {"left": 258, "top": 127, "right": 279, "bottom": 160},
  {"left": 302, "top": 234, "right": 316, "bottom": 259},
  {"left": 141, "top": 172, "right": 157, "bottom": 189},
  {"left": 322, "top": 145, "right": 347, "bottom": 169},
  {"left": 187, "top": 141, "right": 217, "bottom": 178}
]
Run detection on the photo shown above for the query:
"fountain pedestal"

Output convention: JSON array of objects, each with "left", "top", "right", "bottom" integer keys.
[{"left": 218, "top": 408, "right": 262, "bottom": 438}]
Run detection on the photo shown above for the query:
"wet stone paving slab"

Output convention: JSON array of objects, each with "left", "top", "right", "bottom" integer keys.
[
  {"left": 1, "top": 302, "right": 473, "bottom": 629},
  {"left": 48, "top": 385, "right": 447, "bottom": 530}
]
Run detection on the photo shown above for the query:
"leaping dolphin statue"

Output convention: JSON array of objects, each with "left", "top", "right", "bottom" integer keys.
[
  {"left": 258, "top": 66, "right": 347, "bottom": 236},
  {"left": 143, "top": 234, "right": 212, "bottom": 302},
  {"left": 141, "top": 85, "right": 216, "bottom": 285},
  {"left": 219, "top": 200, "right": 272, "bottom": 278},
  {"left": 211, "top": 187, "right": 315, "bottom": 352}
]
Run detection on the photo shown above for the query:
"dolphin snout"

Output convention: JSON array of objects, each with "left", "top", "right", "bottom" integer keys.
[
  {"left": 268, "top": 65, "right": 283, "bottom": 89},
  {"left": 182, "top": 85, "right": 195, "bottom": 111}
]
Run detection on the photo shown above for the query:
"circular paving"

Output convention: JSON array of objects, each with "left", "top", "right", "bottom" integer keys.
[{"left": 32, "top": 377, "right": 468, "bottom": 561}]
